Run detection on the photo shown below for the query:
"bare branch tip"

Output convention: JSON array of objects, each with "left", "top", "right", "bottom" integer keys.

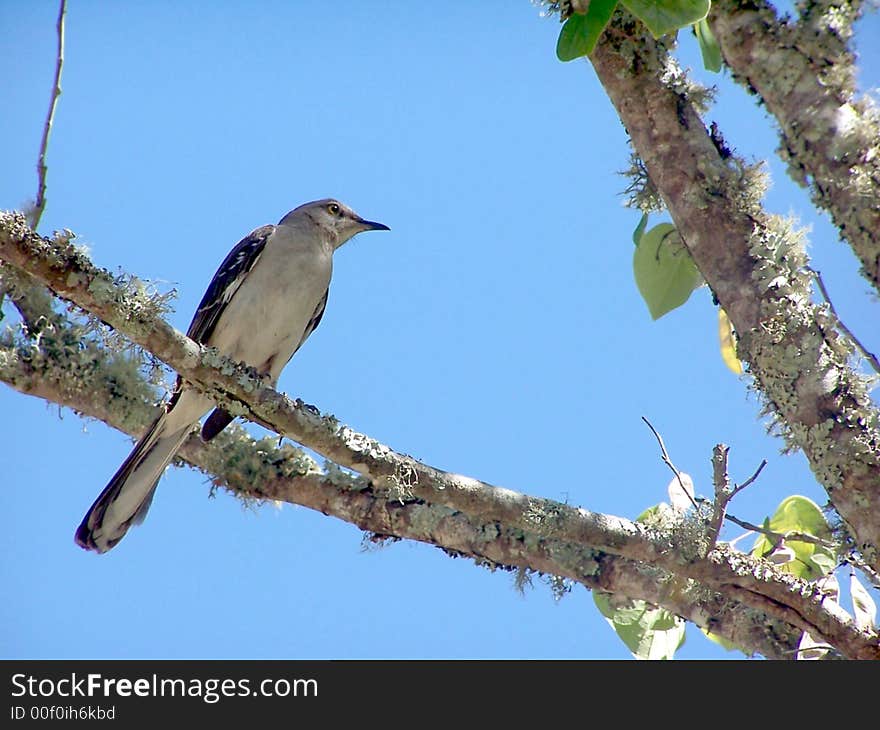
[
  {"left": 808, "top": 266, "right": 880, "bottom": 375},
  {"left": 30, "top": 0, "right": 67, "bottom": 231}
]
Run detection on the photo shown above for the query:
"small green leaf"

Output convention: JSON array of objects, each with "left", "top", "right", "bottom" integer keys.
[
  {"left": 594, "top": 592, "right": 686, "bottom": 660},
  {"left": 556, "top": 1, "right": 619, "bottom": 62},
  {"left": 751, "top": 496, "right": 834, "bottom": 581},
  {"left": 633, "top": 223, "right": 702, "bottom": 320},
  {"left": 556, "top": 15, "right": 591, "bottom": 62},
  {"left": 620, "top": 0, "right": 710, "bottom": 37},
  {"left": 694, "top": 17, "right": 722, "bottom": 72},
  {"left": 635, "top": 503, "right": 665, "bottom": 524},
  {"left": 632, "top": 211, "right": 649, "bottom": 247}
]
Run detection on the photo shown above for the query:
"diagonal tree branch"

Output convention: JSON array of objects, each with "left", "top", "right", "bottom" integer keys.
[
  {"left": 709, "top": 0, "right": 880, "bottom": 294},
  {"left": 587, "top": 11, "right": 880, "bottom": 573},
  {"left": 0, "top": 211, "right": 877, "bottom": 658},
  {"left": 0, "top": 312, "right": 812, "bottom": 660}
]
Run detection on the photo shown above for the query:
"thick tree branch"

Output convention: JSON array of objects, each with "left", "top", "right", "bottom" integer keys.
[
  {"left": 710, "top": 0, "right": 880, "bottom": 293},
  {"left": 1, "top": 212, "right": 877, "bottom": 658},
  {"left": 0, "top": 319, "right": 808, "bottom": 660},
  {"left": 588, "top": 14, "right": 880, "bottom": 572}
]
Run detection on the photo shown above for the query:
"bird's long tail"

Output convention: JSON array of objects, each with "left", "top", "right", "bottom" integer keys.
[{"left": 75, "top": 389, "right": 209, "bottom": 553}]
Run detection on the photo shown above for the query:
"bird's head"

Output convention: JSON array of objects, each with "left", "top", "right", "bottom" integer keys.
[{"left": 280, "top": 199, "right": 389, "bottom": 248}]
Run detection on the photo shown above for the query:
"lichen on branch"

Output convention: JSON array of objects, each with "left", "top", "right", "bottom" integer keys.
[
  {"left": 588, "top": 11, "right": 880, "bottom": 573},
  {"left": 1, "top": 210, "right": 878, "bottom": 658}
]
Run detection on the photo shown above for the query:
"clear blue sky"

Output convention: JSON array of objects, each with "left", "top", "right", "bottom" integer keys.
[{"left": 2, "top": 1, "right": 878, "bottom": 659}]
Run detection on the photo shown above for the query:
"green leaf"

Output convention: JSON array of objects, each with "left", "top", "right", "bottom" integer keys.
[
  {"left": 556, "top": 1, "right": 619, "bottom": 62},
  {"left": 635, "top": 503, "right": 670, "bottom": 526},
  {"left": 556, "top": 14, "right": 591, "bottom": 62},
  {"left": 632, "top": 211, "right": 649, "bottom": 247},
  {"left": 594, "top": 592, "right": 686, "bottom": 660},
  {"left": 751, "top": 496, "right": 834, "bottom": 581},
  {"left": 694, "top": 17, "right": 722, "bottom": 72},
  {"left": 620, "top": 0, "right": 710, "bottom": 37},
  {"left": 633, "top": 223, "right": 702, "bottom": 319},
  {"left": 636, "top": 504, "right": 660, "bottom": 522}
]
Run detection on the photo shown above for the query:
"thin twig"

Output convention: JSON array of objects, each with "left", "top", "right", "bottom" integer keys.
[
  {"left": 726, "top": 531, "right": 755, "bottom": 549},
  {"left": 631, "top": 420, "right": 831, "bottom": 563},
  {"left": 708, "top": 444, "right": 731, "bottom": 546},
  {"left": 808, "top": 266, "right": 880, "bottom": 375},
  {"left": 707, "top": 443, "right": 769, "bottom": 548},
  {"left": 30, "top": 0, "right": 67, "bottom": 231},
  {"left": 702, "top": 451, "right": 840, "bottom": 565},
  {"left": 729, "top": 459, "right": 768, "bottom": 501},
  {"left": 722, "top": 513, "right": 837, "bottom": 550},
  {"left": 640, "top": 416, "right": 699, "bottom": 510}
]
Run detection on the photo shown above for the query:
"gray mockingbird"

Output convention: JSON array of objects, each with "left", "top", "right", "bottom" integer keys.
[{"left": 75, "top": 198, "right": 389, "bottom": 553}]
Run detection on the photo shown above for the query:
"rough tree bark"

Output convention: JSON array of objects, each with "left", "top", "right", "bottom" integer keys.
[
  {"left": 710, "top": 0, "right": 880, "bottom": 293},
  {"left": 589, "top": 8, "right": 880, "bottom": 573}
]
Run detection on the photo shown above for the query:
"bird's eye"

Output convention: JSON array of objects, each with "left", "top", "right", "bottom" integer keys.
[{"left": 327, "top": 203, "right": 341, "bottom": 216}]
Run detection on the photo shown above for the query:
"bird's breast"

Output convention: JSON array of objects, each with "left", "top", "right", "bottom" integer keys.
[{"left": 206, "top": 242, "right": 332, "bottom": 375}]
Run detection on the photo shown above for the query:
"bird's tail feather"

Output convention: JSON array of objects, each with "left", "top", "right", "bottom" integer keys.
[
  {"left": 74, "top": 411, "right": 191, "bottom": 553},
  {"left": 201, "top": 407, "right": 235, "bottom": 441}
]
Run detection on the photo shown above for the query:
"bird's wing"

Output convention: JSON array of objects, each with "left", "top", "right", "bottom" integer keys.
[
  {"left": 186, "top": 224, "right": 275, "bottom": 344},
  {"left": 296, "top": 287, "right": 328, "bottom": 354},
  {"left": 185, "top": 225, "right": 329, "bottom": 442}
]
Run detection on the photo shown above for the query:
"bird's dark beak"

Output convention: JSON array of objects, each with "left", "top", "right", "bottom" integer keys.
[{"left": 356, "top": 216, "right": 390, "bottom": 232}]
